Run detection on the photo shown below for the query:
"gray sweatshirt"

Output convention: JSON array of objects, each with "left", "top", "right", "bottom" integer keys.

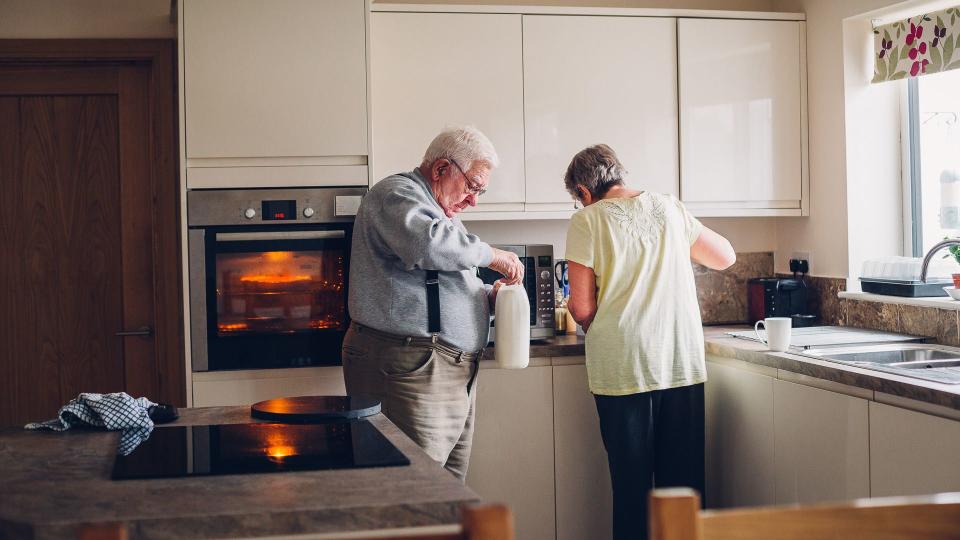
[{"left": 348, "top": 169, "right": 494, "bottom": 352}]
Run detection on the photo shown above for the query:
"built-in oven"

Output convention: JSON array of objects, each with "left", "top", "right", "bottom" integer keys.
[
  {"left": 188, "top": 187, "right": 365, "bottom": 372},
  {"left": 479, "top": 244, "right": 555, "bottom": 340}
]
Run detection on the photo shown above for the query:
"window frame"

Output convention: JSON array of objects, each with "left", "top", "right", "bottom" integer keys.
[{"left": 904, "top": 77, "right": 923, "bottom": 258}]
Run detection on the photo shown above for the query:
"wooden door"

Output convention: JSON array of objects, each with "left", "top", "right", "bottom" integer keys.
[{"left": 0, "top": 41, "right": 183, "bottom": 427}]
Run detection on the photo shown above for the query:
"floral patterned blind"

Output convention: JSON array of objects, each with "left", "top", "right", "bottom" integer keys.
[{"left": 873, "top": 6, "right": 960, "bottom": 82}]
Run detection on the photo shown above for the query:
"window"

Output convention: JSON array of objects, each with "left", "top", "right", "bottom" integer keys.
[{"left": 907, "top": 69, "right": 960, "bottom": 256}]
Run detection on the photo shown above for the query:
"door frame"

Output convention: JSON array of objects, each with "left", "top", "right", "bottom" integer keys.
[{"left": 0, "top": 39, "right": 184, "bottom": 406}]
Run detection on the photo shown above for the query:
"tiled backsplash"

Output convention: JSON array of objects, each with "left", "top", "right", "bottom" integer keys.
[
  {"left": 694, "top": 252, "right": 846, "bottom": 327},
  {"left": 694, "top": 252, "right": 773, "bottom": 324}
]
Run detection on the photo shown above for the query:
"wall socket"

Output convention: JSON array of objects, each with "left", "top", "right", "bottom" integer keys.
[{"left": 790, "top": 251, "right": 811, "bottom": 274}]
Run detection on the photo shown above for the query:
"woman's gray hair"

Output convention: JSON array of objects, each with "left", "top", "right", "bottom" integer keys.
[
  {"left": 564, "top": 144, "right": 626, "bottom": 199},
  {"left": 422, "top": 126, "right": 500, "bottom": 170}
]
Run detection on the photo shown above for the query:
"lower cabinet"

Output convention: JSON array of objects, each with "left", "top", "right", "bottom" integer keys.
[
  {"left": 552, "top": 364, "right": 612, "bottom": 540},
  {"left": 773, "top": 380, "right": 870, "bottom": 504},
  {"left": 467, "top": 366, "right": 556, "bottom": 540},
  {"left": 869, "top": 401, "right": 960, "bottom": 497},
  {"left": 708, "top": 357, "right": 960, "bottom": 506},
  {"left": 704, "top": 358, "right": 776, "bottom": 508},
  {"left": 191, "top": 367, "right": 346, "bottom": 407}
]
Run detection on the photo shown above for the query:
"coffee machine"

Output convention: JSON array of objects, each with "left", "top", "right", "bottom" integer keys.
[{"left": 747, "top": 277, "right": 814, "bottom": 326}]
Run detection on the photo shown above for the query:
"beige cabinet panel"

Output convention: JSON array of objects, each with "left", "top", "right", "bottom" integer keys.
[
  {"left": 553, "top": 364, "right": 612, "bottom": 540},
  {"left": 467, "top": 367, "right": 556, "bottom": 540},
  {"left": 192, "top": 367, "right": 346, "bottom": 407},
  {"left": 370, "top": 12, "right": 525, "bottom": 206},
  {"left": 704, "top": 359, "right": 775, "bottom": 508},
  {"left": 678, "top": 19, "right": 803, "bottom": 212},
  {"left": 773, "top": 380, "right": 870, "bottom": 505},
  {"left": 523, "top": 15, "right": 679, "bottom": 205},
  {"left": 870, "top": 402, "right": 960, "bottom": 497},
  {"left": 183, "top": 0, "right": 367, "bottom": 160}
]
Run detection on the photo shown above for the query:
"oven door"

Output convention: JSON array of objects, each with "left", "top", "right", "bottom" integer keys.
[{"left": 190, "top": 224, "right": 351, "bottom": 371}]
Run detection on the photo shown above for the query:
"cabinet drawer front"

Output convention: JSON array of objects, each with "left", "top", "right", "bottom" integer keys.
[
  {"left": 370, "top": 12, "right": 525, "bottom": 206},
  {"left": 184, "top": 0, "right": 368, "bottom": 159},
  {"left": 523, "top": 15, "right": 679, "bottom": 204},
  {"left": 679, "top": 19, "right": 802, "bottom": 204}
]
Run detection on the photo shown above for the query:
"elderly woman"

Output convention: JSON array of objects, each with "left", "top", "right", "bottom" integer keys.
[
  {"left": 563, "top": 144, "right": 736, "bottom": 540},
  {"left": 343, "top": 126, "right": 524, "bottom": 482}
]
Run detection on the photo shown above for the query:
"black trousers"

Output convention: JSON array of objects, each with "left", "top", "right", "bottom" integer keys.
[{"left": 594, "top": 383, "right": 705, "bottom": 540}]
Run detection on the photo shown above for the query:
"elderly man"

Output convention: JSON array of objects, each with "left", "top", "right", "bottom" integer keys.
[{"left": 342, "top": 126, "right": 524, "bottom": 481}]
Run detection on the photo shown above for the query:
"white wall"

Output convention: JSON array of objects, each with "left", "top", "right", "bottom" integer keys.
[
  {"left": 772, "top": 0, "right": 954, "bottom": 279},
  {"left": 0, "top": 0, "right": 175, "bottom": 38}
]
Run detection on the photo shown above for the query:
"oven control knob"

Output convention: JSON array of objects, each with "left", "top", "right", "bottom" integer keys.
[
  {"left": 303, "top": 207, "right": 315, "bottom": 218},
  {"left": 244, "top": 208, "right": 256, "bottom": 220},
  {"left": 540, "top": 270, "right": 550, "bottom": 280}
]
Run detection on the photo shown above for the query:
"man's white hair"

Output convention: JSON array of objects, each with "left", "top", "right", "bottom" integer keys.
[{"left": 422, "top": 126, "right": 500, "bottom": 171}]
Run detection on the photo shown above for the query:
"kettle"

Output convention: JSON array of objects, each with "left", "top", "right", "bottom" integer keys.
[{"left": 494, "top": 285, "right": 530, "bottom": 369}]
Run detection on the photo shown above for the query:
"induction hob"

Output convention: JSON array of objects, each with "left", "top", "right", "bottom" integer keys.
[{"left": 112, "top": 420, "right": 410, "bottom": 480}]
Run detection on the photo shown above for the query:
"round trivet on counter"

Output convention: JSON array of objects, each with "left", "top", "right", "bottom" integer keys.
[{"left": 250, "top": 395, "right": 380, "bottom": 422}]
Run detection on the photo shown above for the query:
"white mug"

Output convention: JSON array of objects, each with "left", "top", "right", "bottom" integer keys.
[{"left": 754, "top": 317, "right": 792, "bottom": 352}]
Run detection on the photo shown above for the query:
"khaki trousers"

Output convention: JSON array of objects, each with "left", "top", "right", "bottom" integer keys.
[{"left": 341, "top": 323, "right": 480, "bottom": 481}]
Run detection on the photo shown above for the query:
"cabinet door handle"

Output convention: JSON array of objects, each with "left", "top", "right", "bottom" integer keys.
[{"left": 115, "top": 326, "right": 153, "bottom": 337}]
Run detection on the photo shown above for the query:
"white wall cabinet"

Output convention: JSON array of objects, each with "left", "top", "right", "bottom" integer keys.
[
  {"left": 522, "top": 16, "right": 679, "bottom": 208},
  {"left": 678, "top": 19, "right": 807, "bottom": 216},
  {"left": 773, "top": 380, "right": 870, "bottom": 504},
  {"left": 704, "top": 358, "right": 776, "bottom": 508},
  {"left": 181, "top": 0, "right": 369, "bottom": 188},
  {"left": 869, "top": 401, "right": 960, "bottom": 497},
  {"left": 467, "top": 366, "right": 556, "bottom": 540},
  {"left": 369, "top": 12, "right": 526, "bottom": 209},
  {"left": 552, "top": 363, "right": 612, "bottom": 540}
]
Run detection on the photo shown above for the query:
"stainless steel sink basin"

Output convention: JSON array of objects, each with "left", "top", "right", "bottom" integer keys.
[
  {"left": 820, "top": 349, "right": 960, "bottom": 365},
  {"left": 800, "top": 343, "right": 960, "bottom": 384}
]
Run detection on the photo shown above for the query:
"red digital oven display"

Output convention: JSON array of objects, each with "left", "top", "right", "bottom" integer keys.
[{"left": 261, "top": 200, "right": 296, "bottom": 221}]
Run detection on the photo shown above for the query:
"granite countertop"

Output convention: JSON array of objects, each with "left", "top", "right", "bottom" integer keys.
[
  {"left": 0, "top": 407, "right": 478, "bottom": 539},
  {"left": 703, "top": 325, "right": 960, "bottom": 412},
  {"left": 480, "top": 333, "right": 585, "bottom": 362},
  {"left": 487, "top": 327, "right": 960, "bottom": 411}
]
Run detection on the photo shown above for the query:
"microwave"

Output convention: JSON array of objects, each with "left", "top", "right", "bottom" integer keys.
[{"left": 479, "top": 244, "right": 555, "bottom": 340}]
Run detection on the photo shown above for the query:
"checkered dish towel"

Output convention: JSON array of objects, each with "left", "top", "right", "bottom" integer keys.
[{"left": 25, "top": 392, "right": 157, "bottom": 455}]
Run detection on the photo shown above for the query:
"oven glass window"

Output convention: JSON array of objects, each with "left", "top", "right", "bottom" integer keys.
[{"left": 214, "top": 249, "right": 345, "bottom": 336}]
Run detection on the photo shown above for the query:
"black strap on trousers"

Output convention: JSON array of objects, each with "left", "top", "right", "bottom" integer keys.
[{"left": 426, "top": 270, "right": 441, "bottom": 337}]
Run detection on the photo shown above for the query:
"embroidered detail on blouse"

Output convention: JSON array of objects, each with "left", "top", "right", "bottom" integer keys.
[{"left": 599, "top": 196, "right": 666, "bottom": 243}]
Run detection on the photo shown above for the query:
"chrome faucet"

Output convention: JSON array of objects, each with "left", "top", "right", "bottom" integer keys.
[{"left": 920, "top": 239, "right": 960, "bottom": 282}]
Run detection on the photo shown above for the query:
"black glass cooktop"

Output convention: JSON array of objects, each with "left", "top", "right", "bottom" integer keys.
[{"left": 112, "top": 420, "right": 410, "bottom": 480}]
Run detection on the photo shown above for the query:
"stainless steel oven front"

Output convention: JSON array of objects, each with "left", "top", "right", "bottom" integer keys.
[{"left": 187, "top": 187, "right": 365, "bottom": 372}]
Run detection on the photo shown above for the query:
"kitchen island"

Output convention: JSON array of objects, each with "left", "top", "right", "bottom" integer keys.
[{"left": 0, "top": 407, "right": 478, "bottom": 539}]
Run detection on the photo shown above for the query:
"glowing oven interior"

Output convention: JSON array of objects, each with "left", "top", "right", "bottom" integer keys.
[{"left": 214, "top": 250, "right": 345, "bottom": 336}]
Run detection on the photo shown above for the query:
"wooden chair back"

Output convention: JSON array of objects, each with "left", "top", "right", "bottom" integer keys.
[{"left": 649, "top": 488, "right": 960, "bottom": 540}]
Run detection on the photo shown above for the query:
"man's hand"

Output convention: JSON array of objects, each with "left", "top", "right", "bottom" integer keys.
[{"left": 488, "top": 248, "right": 524, "bottom": 285}]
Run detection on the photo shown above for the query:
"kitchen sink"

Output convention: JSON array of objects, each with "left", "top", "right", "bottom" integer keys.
[{"left": 800, "top": 343, "right": 960, "bottom": 384}]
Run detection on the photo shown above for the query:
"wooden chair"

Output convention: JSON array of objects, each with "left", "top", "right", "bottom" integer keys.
[{"left": 649, "top": 488, "right": 960, "bottom": 540}]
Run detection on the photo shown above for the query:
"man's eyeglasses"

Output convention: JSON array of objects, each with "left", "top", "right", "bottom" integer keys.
[{"left": 448, "top": 159, "right": 487, "bottom": 197}]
